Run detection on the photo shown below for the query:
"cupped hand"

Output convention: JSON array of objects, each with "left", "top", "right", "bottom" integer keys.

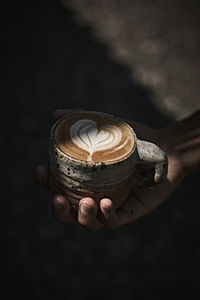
[{"left": 36, "top": 109, "right": 200, "bottom": 230}]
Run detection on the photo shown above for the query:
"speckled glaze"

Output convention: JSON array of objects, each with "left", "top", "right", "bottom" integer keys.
[{"left": 49, "top": 111, "right": 168, "bottom": 212}]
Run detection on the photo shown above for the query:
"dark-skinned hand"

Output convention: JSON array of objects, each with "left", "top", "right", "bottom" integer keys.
[{"left": 36, "top": 109, "right": 200, "bottom": 230}]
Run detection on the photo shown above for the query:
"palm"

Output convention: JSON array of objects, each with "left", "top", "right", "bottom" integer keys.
[
  {"left": 115, "top": 111, "right": 200, "bottom": 229},
  {"left": 95, "top": 120, "right": 185, "bottom": 229},
  {"left": 107, "top": 152, "right": 184, "bottom": 229}
]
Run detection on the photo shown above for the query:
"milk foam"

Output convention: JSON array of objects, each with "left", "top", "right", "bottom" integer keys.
[{"left": 70, "top": 119, "right": 126, "bottom": 161}]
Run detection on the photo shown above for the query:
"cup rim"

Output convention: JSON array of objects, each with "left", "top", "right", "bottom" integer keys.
[{"left": 50, "top": 110, "right": 137, "bottom": 165}]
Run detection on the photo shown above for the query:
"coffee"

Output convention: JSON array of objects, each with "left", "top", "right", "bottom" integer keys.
[
  {"left": 49, "top": 110, "right": 168, "bottom": 211},
  {"left": 55, "top": 112, "right": 136, "bottom": 163}
]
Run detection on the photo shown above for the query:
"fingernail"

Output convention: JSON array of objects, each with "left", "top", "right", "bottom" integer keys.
[{"left": 81, "top": 204, "right": 92, "bottom": 215}]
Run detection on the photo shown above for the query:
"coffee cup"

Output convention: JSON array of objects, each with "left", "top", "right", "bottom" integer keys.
[{"left": 48, "top": 110, "right": 168, "bottom": 212}]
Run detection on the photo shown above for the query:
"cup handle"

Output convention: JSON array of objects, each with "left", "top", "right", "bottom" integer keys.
[{"left": 135, "top": 139, "right": 168, "bottom": 185}]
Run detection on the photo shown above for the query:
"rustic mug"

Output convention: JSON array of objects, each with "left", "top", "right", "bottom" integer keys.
[{"left": 48, "top": 110, "right": 168, "bottom": 212}]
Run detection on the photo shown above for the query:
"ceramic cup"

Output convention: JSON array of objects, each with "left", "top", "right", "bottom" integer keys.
[{"left": 48, "top": 110, "right": 168, "bottom": 212}]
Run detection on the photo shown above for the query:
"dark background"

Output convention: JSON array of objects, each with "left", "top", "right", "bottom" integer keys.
[{"left": 1, "top": 0, "right": 200, "bottom": 299}]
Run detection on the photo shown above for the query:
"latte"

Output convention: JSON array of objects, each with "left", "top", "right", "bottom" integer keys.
[
  {"left": 54, "top": 112, "right": 136, "bottom": 163},
  {"left": 49, "top": 110, "right": 167, "bottom": 211}
]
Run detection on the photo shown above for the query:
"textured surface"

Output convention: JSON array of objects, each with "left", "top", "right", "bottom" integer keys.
[
  {"left": 1, "top": 0, "right": 200, "bottom": 299},
  {"left": 62, "top": 0, "right": 200, "bottom": 120}
]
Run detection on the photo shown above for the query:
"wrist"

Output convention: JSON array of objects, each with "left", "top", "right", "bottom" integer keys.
[{"left": 157, "top": 112, "right": 200, "bottom": 178}]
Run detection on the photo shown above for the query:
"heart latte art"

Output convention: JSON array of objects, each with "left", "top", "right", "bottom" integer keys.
[
  {"left": 70, "top": 119, "right": 126, "bottom": 161},
  {"left": 55, "top": 113, "right": 136, "bottom": 162}
]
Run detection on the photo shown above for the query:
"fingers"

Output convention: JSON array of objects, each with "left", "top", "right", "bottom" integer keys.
[
  {"left": 52, "top": 196, "right": 104, "bottom": 230},
  {"left": 99, "top": 198, "right": 121, "bottom": 230},
  {"left": 52, "top": 195, "right": 77, "bottom": 223},
  {"left": 35, "top": 163, "right": 134, "bottom": 230},
  {"left": 53, "top": 108, "right": 82, "bottom": 121},
  {"left": 77, "top": 195, "right": 139, "bottom": 231},
  {"left": 99, "top": 194, "right": 147, "bottom": 229},
  {"left": 78, "top": 198, "right": 103, "bottom": 231},
  {"left": 35, "top": 165, "right": 49, "bottom": 189},
  {"left": 36, "top": 166, "right": 104, "bottom": 229}
]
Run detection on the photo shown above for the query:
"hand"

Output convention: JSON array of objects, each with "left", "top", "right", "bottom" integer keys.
[{"left": 36, "top": 109, "right": 200, "bottom": 230}]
